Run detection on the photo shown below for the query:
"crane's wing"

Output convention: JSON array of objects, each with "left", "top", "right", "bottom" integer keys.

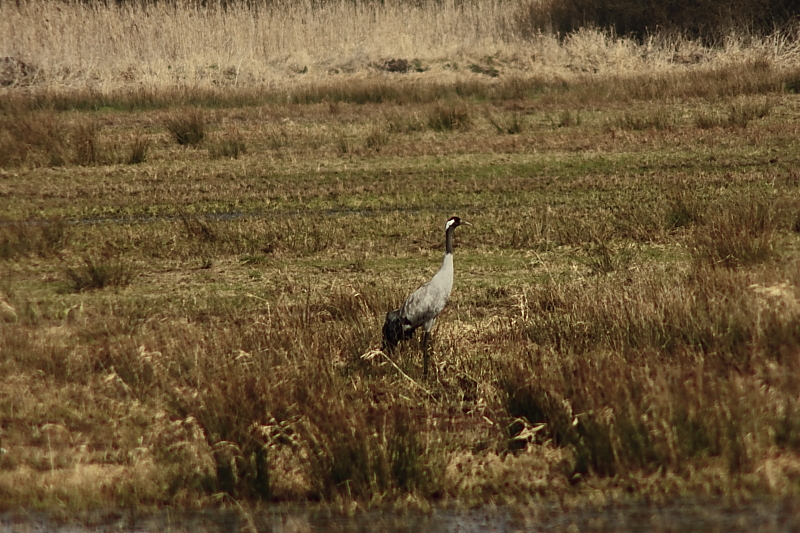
[{"left": 399, "top": 279, "right": 449, "bottom": 331}]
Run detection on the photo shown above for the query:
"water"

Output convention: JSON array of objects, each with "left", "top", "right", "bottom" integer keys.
[
  {"left": 0, "top": 206, "right": 422, "bottom": 228},
  {"left": 3, "top": 499, "right": 800, "bottom": 532}
]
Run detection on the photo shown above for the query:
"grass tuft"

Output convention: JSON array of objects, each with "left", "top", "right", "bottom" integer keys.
[
  {"left": 0, "top": 220, "right": 69, "bottom": 260},
  {"left": 364, "top": 125, "right": 390, "bottom": 150},
  {"left": 72, "top": 121, "right": 99, "bottom": 166},
  {"left": 486, "top": 110, "right": 525, "bottom": 134},
  {"left": 169, "top": 351, "right": 277, "bottom": 499},
  {"left": 164, "top": 109, "right": 206, "bottom": 146},
  {"left": 554, "top": 109, "right": 582, "bottom": 128},
  {"left": 302, "top": 399, "right": 437, "bottom": 499},
  {"left": 613, "top": 108, "right": 674, "bottom": 131},
  {"left": 210, "top": 128, "right": 246, "bottom": 159},
  {"left": 665, "top": 190, "right": 705, "bottom": 230},
  {"left": 427, "top": 103, "right": 471, "bottom": 131},
  {"left": 726, "top": 98, "right": 771, "bottom": 128},
  {"left": 583, "top": 237, "right": 632, "bottom": 274},
  {"left": 694, "top": 110, "right": 724, "bottom": 129},
  {"left": 691, "top": 194, "right": 777, "bottom": 268},
  {"left": 384, "top": 110, "right": 425, "bottom": 134},
  {"left": 126, "top": 134, "right": 150, "bottom": 164},
  {"left": 694, "top": 98, "right": 773, "bottom": 129},
  {"left": 66, "top": 254, "right": 138, "bottom": 291},
  {"left": 0, "top": 109, "right": 68, "bottom": 167}
]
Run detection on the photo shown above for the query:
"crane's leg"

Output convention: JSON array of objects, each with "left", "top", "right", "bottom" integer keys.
[{"left": 422, "top": 331, "right": 431, "bottom": 377}]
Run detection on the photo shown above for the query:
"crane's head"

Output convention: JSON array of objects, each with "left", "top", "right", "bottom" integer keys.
[{"left": 445, "top": 216, "right": 472, "bottom": 231}]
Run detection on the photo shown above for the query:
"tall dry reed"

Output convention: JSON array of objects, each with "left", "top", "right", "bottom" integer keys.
[{"left": 1, "top": 0, "right": 798, "bottom": 93}]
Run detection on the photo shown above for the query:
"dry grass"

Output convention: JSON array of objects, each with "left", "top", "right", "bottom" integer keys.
[
  {"left": 2, "top": 99, "right": 799, "bottom": 508},
  {"left": 612, "top": 107, "right": 675, "bottom": 131},
  {"left": 209, "top": 128, "right": 246, "bottom": 159},
  {"left": 427, "top": 103, "right": 472, "bottom": 131},
  {"left": 1, "top": 0, "right": 799, "bottom": 98},
  {"left": 486, "top": 110, "right": 525, "bottom": 135},
  {"left": 0, "top": 221, "right": 69, "bottom": 260},
  {"left": 2, "top": 0, "right": 800, "bottom": 516},
  {"left": 165, "top": 109, "right": 206, "bottom": 147},
  {"left": 65, "top": 254, "right": 139, "bottom": 292},
  {"left": 126, "top": 134, "right": 150, "bottom": 165}
]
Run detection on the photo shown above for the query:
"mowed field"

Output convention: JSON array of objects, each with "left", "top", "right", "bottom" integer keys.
[{"left": 3, "top": 0, "right": 800, "bottom": 515}]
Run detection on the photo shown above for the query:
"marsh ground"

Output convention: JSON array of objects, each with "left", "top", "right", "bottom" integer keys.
[{"left": 2, "top": 0, "right": 800, "bottom": 517}]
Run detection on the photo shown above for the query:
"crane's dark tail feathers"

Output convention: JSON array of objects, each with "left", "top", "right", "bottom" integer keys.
[{"left": 382, "top": 308, "right": 415, "bottom": 352}]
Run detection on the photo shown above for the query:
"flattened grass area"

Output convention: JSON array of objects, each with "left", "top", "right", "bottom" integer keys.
[{"left": 2, "top": 67, "right": 800, "bottom": 514}]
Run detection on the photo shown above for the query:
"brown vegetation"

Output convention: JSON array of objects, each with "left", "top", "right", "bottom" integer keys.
[{"left": 1, "top": 0, "right": 800, "bottom": 517}]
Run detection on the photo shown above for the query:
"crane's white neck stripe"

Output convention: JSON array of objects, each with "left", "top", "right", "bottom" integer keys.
[{"left": 445, "top": 219, "right": 456, "bottom": 231}]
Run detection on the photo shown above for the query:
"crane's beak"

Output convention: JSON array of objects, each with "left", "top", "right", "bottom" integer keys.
[{"left": 461, "top": 220, "right": 472, "bottom": 227}]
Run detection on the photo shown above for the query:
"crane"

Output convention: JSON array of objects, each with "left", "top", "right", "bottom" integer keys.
[{"left": 382, "top": 216, "right": 471, "bottom": 376}]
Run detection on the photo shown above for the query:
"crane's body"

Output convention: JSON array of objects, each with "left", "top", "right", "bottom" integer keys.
[
  {"left": 399, "top": 253, "right": 453, "bottom": 333},
  {"left": 382, "top": 216, "right": 470, "bottom": 376}
]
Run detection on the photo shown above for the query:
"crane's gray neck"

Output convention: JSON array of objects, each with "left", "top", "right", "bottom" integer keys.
[{"left": 445, "top": 226, "right": 456, "bottom": 255}]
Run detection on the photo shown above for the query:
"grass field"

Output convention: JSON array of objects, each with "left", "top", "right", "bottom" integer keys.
[{"left": 2, "top": 0, "right": 800, "bottom": 516}]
